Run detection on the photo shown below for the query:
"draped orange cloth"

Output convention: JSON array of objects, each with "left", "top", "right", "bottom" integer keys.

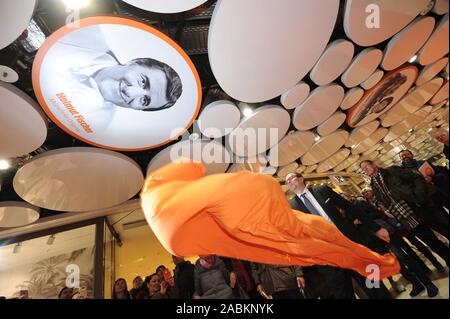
[{"left": 140, "top": 161, "right": 400, "bottom": 279}]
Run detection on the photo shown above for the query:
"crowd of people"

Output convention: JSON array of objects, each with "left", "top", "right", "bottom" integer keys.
[{"left": 60, "top": 131, "right": 449, "bottom": 300}]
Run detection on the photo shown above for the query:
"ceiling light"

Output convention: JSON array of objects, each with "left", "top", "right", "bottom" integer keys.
[
  {"left": 62, "top": 0, "right": 91, "bottom": 9},
  {"left": 409, "top": 129, "right": 414, "bottom": 133},
  {"left": 243, "top": 107, "right": 253, "bottom": 117},
  {"left": 408, "top": 55, "right": 418, "bottom": 63},
  {"left": 0, "top": 159, "right": 10, "bottom": 170},
  {"left": 314, "top": 136, "right": 321, "bottom": 142},
  {"left": 13, "top": 242, "right": 22, "bottom": 254},
  {"left": 47, "top": 235, "right": 55, "bottom": 245}
]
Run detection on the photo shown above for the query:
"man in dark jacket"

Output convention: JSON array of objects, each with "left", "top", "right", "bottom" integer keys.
[
  {"left": 399, "top": 149, "right": 449, "bottom": 230},
  {"left": 172, "top": 255, "right": 195, "bottom": 299},
  {"left": 250, "top": 263, "right": 304, "bottom": 299},
  {"left": 351, "top": 195, "right": 439, "bottom": 297},
  {"left": 360, "top": 160, "right": 449, "bottom": 266},
  {"left": 285, "top": 172, "right": 391, "bottom": 299}
]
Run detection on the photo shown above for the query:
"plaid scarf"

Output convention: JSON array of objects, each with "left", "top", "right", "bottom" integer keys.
[{"left": 371, "top": 171, "right": 421, "bottom": 231}]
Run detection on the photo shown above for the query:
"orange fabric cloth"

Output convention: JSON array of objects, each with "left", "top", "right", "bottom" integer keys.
[{"left": 140, "top": 161, "right": 400, "bottom": 279}]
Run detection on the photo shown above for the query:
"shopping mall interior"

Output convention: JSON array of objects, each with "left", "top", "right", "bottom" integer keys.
[{"left": 0, "top": 0, "right": 449, "bottom": 300}]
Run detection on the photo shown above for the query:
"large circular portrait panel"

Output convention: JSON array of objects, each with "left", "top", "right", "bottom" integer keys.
[
  {"left": 346, "top": 65, "right": 418, "bottom": 128},
  {"left": 32, "top": 16, "right": 202, "bottom": 151}
]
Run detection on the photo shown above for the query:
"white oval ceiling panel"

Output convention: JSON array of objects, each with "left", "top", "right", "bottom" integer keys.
[
  {"left": 317, "top": 112, "right": 347, "bottom": 137},
  {"left": 343, "top": 0, "right": 431, "bottom": 46},
  {"left": 429, "top": 81, "right": 449, "bottom": 105},
  {"left": 418, "top": 14, "right": 449, "bottom": 65},
  {"left": 310, "top": 39, "right": 355, "bottom": 86},
  {"left": 316, "top": 148, "right": 351, "bottom": 173},
  {"left": 360, "top": 69, "right": 384, "bottom": 90},
  {"left": 301, "top": 130, "right": 349, "bottom": 165},
  {"left": 0, "top": 201, "right": 40, "bottom": 228},
  {"left": 384, "top": 107, "right": 432, "bottom": 142},
  {"left": 304, "top": 164, "right": 319, "bottom": 174},
  {"left": 0, "top": 0, "right": 36, "bottom": 50},
  {"left": 277, "top": 162, "right": 299, "bottom": 178},
  {"left": 381, "top": 77, "right": 444, "bottom": 126},
  {"left": 0, "top": 82, "right": 48, "bottom": 158},
  {"left": 341, "top": 87, "right": 365, "bottom": 110},
  {"left": 293, "top": 84, "right": 344, "bottom": 131},
  {"left": 13, "top": 148, "right": 144, "bottom": 212},
  {"left": 268, "top": 131, "right": 316, "bottom": 167},
  {"left": 381, "top": 16, "right": 435, "bottom": 71},
  {"left": 122, "top": 0, "right": 208, "bottom": 13},
  {"left": 416, "top": 57, "right": 448, "bottom": 86},
  {"left": 345, "top": 120, "right": 380, "bottom": 147},
  {"left": 208, "top": 0, "right": 339, "bottom": 102},
  {"left": 146, "top": 139, "right": 231, "bottom": 176},
  {"left": 347, "top": 65, "right": 418, "bottom": 127},
  {"left": 341, "top": 48, "right": 383, "bottom": 88},
  {"left": 334, "top": 154, "right": 360, "bottom": 172},
  {"left": 280, "top": 82, "right": 310, "bottom": 110},
  {"left": 198, "top": 100, "right": 241, "bottom": 138},
  {"left": 352, "top": 127, "right": 389, "bottom": 154},
  {"left": 433, "top": 0, "right": 449, "bottom": 15},
  {"left": 227, "top": 105, "right": 290, "bottom": 158}
]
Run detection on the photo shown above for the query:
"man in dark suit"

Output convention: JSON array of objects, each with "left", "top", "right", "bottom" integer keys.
[
  {"left": 432, "top": 130, "right": 449, "bottom": 160},
  {"left": 285, "top": 172, "right": 392, "bottom": 299}
]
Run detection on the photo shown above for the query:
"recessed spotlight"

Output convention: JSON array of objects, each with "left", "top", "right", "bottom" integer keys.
[
  {"left": 408, "top": 55, "right": 418, "bottom": 63},
  {"left": 409, "top": 129, "right": 414, "bottom": 133},
  {"left": 243, "top": 107, "right": 253, "bottom": 117},
  {"left": 0, "top": 159, "right": 10, "bottom": 170},
  {"left": 62, "top": 0, "right": 91, "bottom": 9},
  {"left": 314, "top": 136, "right": 321, "bottom": 142}
]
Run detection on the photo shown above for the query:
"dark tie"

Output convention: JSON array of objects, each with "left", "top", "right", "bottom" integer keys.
[{"left": 300, "top": 194, "right": 322, "bottom": 217}]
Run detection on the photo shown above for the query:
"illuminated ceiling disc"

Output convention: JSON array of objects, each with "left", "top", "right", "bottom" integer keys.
[
  {"left": 416, "top": 57, "right": 448, "bottom": 86},
  {"left": 0, "top": 82, "right": 48, "bottom": 158},
  {"left": 417, "top": 14, "right": 449, "bottom": 65},
  {"left": 32, "top": 16, "right": 201, "bottom": 151},
  {"left": 317, "top": 112, "right": 347, "bottom": 136},
  {"left": 268, "top": 131, "right": 316, "bottom": 167},
  {"left": 346, "top": 65, "right": 418, "bottom": 128},
  {"left": 280, "top": 82, "right": 310, "bottom": 110},
  {"left": 0, "top": 201, "right": 40, "bottom": 228},
  {"left": 198, "top": 100, "right": 241, "bottom": 138},
  {"left": 13, "top": 147, "right": 144, "bottom": 212},
  {"left": 341, "top": 87, "right": 365, "bottom": 110},
  {"left": 227, "top": 105, "right": 290, "bottom": 158},
  {"left": 345, "top": 120, "right": 380, "bottom": 147},
  {"left": 316, "top": 148, "right": 351, "bottom": 173},
  {"left": 208, "top": 0, "right": 339, "bottom": 102},
  {"left": 301, "top": 130, "right": 349, "bottom": 165},
  {"left": 0, "top": 0, "right": 37, "bottom": 50},
  {"left": 309, "top": 39, "right": 355, "bottom": 86},
  {"left": 381, "top": 77, "right": 444, "bottom": 127},
  {"left": 341, "top": 47, "right": 383, "bottom": 88},
  {"left": 352, "top": 127, "right": 389, "bottom": 154},
  {"left": 293, "top": 84, "right": 344, "bottom": 131},
  {"left": 381, "top": 16, "right": 435, "bottom": 71},
  {"left": 122, "top": 0, "right": 208, "bottom": 13},
  {"left": 343, "top": 0, "right": 431, "bottom": 46}
]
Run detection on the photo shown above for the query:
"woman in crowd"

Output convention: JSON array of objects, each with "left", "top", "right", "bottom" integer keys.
[
  {"left": 193, "top": 255, "right": 235, "bottom": 299},
  {"left": 112, "top": 278, "right": 131, "bottom": 299}
]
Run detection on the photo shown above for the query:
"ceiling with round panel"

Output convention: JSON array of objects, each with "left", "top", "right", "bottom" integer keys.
[{"left": 0, "top": 0, "right": 448, "bottom": 229}]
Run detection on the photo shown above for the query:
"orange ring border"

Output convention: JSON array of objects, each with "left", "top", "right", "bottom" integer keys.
[
  {"left": 346, "top": 65, "right": 419, "bottom": 128},
  {"left": 32, "top": 16, "right": 202, "bottom": 152}
]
